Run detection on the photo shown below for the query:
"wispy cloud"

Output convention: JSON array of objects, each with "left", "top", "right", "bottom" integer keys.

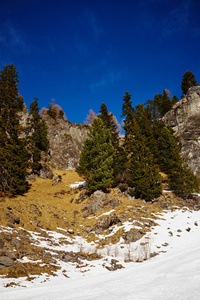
[
  {"left": 161, "top": 2, "right": 190, "bottom": 38},
  {"left": 90, "top": 70, "right": 122, "bottom": 92},
  {"left": 84, "top": 11, "right": 103, "bottom": 42},
  {"left": 0, "top": 21, "right": 27, "bottom": 57}
]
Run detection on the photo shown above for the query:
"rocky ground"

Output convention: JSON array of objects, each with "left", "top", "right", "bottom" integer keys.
[{"left": 0, "top": 170, "right": 199, "bottom": 286}]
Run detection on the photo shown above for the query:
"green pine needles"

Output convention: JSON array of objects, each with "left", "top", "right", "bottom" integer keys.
[
  {"left": 0, "top": 65, "right": 199, "bottom": 200},
  {"left": 78, "top": 89, "right": 199, "bottom": 200},
  {"left": 0, "top": 65, "right": 30, "bottom": 196},
  {"left": 122, "top": 92, "right": 162, "bottom": 201},
  {"left": 27, "top": 97, "right": 49, "bottom": 174},
  {"left": 77, "top": 118, "right": 114, "bottom": 192},
  {"left": 0, "top": 65, "right": 50, "bottom": 196}
]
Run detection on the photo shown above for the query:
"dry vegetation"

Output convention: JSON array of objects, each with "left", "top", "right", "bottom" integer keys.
[{"left": 0, "top": 170, "right": 198, "bottom": 281}]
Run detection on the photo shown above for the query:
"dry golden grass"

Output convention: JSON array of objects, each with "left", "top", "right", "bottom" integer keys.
[{"left": 0, "top": 169, "right": 195, "bottom": 281}]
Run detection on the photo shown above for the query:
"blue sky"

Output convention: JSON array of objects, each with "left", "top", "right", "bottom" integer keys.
[{"left": 1, "top": 0, "right": 200, "bottom": 124}]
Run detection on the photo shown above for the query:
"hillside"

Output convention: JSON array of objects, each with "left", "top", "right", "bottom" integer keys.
[
  {"left": 1, "top": 208, "right": 200, "bottom": 299},
  {"left": 1, "top": 81, "right": 200, "bottom": 298},
  {"left": 0, "top": 170, "right": 199, "bottom": 286}
]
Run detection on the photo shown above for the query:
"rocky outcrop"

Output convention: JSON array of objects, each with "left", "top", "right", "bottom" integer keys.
[
  {"left": 43, "top": 115, "right": 89, "bottom": 170},
  {"left": 19, "top": 109, "right": 89, "bottom": 170},
  {"left": 163, "top": 86, "right": 200, "bottom": 176}
]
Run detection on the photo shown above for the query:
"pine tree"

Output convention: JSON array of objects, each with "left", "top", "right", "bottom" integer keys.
[
  {"left": 128, "top": 135, "right": 162, "bottom": 201},
  {"left": 47, "top": 102, "right": 57, "bottom": 119},
  {"left": 0, "top": 64, "right": 30, "bottom": 195},
  {"left": 134, "top": 104, "right": 159, "bottom": 161},
  {"left": 27, "top": 98, "right": 49, "bottom": 174},
  {"left": 161, "top": 89, "right": 173, "bottom": 116},
  {"left": 181, "top": 71, "right": 197, "bottom": 95},
  {"left": 76, "top": 118, "right": 114, "bottom": 192},
  {"left": 153, "top": 120, "right": 199, "bottom": 197},
  {"left": 145, "top": 91, "right": 178, "bottom": 122},
  {"left": 171, "top": 95, "right": 178, "bottom": 106},
  {"left": 121, "top": 92, "right": 162, "bottom": 201},
  {"left": 99, "top": 103, "right": 119, "bottom": 149},
  {"left": 99, "top": 103, "right": 126, "bottom": 184}
]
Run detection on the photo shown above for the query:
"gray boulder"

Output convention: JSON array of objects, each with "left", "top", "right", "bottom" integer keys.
[
  {"left": 124, "top": 230, "right": 143, "bottom": 243},
  {"left": 0, "top": 256, "right": 14, "bottom": 268}
]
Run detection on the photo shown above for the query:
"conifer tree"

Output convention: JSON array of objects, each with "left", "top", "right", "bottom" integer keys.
[
  {"left": 77, "top": 118, "right": 114, "bottom": 192},
  {"left": 27, "top": 98, "right": 49, "bottom": 174},
  {"left": 181, "top": 71, "right": 197, "bottom": 95},
  {"left": 145, "top": 90, "right": 178, "bottom": 122},
  {"left": 99, "top": 103, "right": 119, "bottom": 149},
  {"left": 128, "top": 134, "right": 162, "bottom": 201},
  {"left": 134, "top": 104, "right": 159, "bottom": 161},
  {"left": 99, "top": 103, "right": 126, "bottom": 184},
  {"left": 153, "top": 120, "right": 199, "bottom": 197},
  {"left": 121, "top": 92, "right": 162, "bottom": 200},
  {"left": 171, "top": 95, "right": 178, "bottom": 106},
  {"left": 161, "top": 89, "right": 173, "bottom": 116},
  {"left": 0, "top": 64, "right": 30, "bottom": 195}
]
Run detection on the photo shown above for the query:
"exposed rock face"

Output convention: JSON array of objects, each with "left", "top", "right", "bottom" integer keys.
[
  {"left": 42, "top": 116, "right": 89, "bottom": 169},
  {"left": 42, "top": 116, "right": 89, "bottom": 170},
  {"left": 20, "top": 110, "right": 89, "bottom": 170},
  {"left": 163, "top": 86, "right": 200, "bottom": 176}
]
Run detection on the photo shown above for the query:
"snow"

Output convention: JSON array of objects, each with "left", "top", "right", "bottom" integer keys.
[
  {"left": 1, "top": 208, "right": 200, "bottom": 299},
  {"left": 69, "top": 181, "right": 87, "bottom": 189}
]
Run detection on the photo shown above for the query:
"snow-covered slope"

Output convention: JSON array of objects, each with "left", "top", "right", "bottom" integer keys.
[{"left": 1, "top": 208, "right": 200, "bottom": 300}]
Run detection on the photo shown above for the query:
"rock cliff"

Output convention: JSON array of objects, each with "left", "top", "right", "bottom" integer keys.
[
  {"left": 163, "top": 86, "right": 200, "bottom": 177},
  {"left": 43, "top": 115, "right": 89, "bottom": 170}
]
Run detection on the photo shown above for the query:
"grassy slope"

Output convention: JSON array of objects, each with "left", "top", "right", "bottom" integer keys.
[{"left": 0, "top": 170, "right": 196, "bottom": 282}]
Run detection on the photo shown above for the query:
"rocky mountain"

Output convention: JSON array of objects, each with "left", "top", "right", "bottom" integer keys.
[
  {"left": 42, "top": 115, "right": 89, "bottom": 170},
  {"left": 20, "top": 109, "right": 89, "bottom": 170},
  {"left": 163, "top": 86, "right": 200, "bottom": 177}
]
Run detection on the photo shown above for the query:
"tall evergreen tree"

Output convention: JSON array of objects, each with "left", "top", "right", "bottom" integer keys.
[
  {"left": 77, "top": 118, "right": 114, "bottom": 192},
  {"left": 121, "top": 92, "right": 162, "bottom": 201},
  {"left": 134, "top": 104, "right": 159, "bottom": 160},
  {"left": 99, "top": 102, "right": 126, "bottom": 184},
  {"left": 27, "top": 98, "right": 49, "bottom": 173},
  {"left": 153, "top": 120, "right": 199, "bottom": 197},
  {"left": 161, "top": 89, "right": 173, "bottom": 116},
  {"left": 145, "top": 90, "right": 178, "bottom": 122},
  {"left": 181, "top": 71, "right": 197, "bottom": 95},
  {"left": 171, "top": 95, "right": 178, "bottom": 106},
  {"left": 99, "top": 103, "right": 119, "bottom": 149},
  {"left": 0, "top": 64, "right": 30, "bottom": 195}
]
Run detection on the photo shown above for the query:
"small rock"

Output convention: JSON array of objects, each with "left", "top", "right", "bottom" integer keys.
[
  {"left": 13, "top": 215, "right": 20, "bottom": 224},
  {"left": 150, "top": 252, "right": 159, "bottom": 258},
  {"left": 85, "top": 199, "right": 103, "bottom": 215},
  {"left": 194, "top": 205, "right": 200, "bottom": 211},
  {"left": 7, "top": 223, "right": 15, "bottom": 228},
  {"left": 91, "top": 190, "right": 106, "bottom": 202},
  {"left": 0, "top": 239, "right": 4, "bottom": 249},
  {"left": 39, "top": 165, "right": 53, "bottom": 179},
  {"left": 26, "top": 174, "right": 36, "bottom": 182},
  {"left": 68, "top": 229, "right": 74, "bottom": 234},
  {"left": 186, "top": 227, "right": 191, "bottom": 232},
  {"left": 8, "top": 215, "right": 20, "bottom": 225},
  {"left": 124, "top": 191, "right": 135, "bottom": 200},
  {"left": 111, "top": 259, "right": 118, "bottom": 266},
  {"left": 110, "top": 198, "right": 120, "bottom": 209},
  {"left": 0, "top": 256, "right": 14, "bottom": 267},
  {"left": 194, "top": 221, "right": 198, "bottom": 226},
  {"left": 124, "top": 230, "right": 143, "bottom": 243},
  {"left": 12, "top": 239, "right": 24, "bottom": 250},
  {"left": 95, "top": 215, "right": 121, "bottom": 231}
]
